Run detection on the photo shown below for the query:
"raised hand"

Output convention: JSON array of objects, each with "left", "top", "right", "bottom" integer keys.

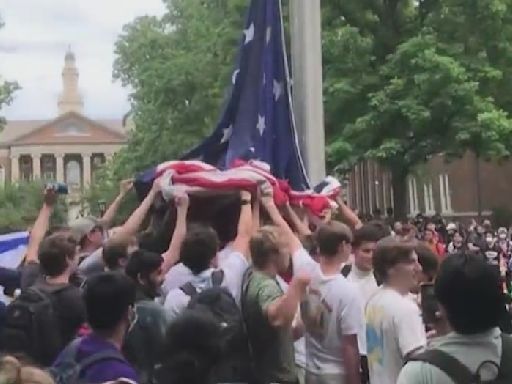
[
  {"left": 259, "top": 183, "right": 274, "bottom": 206},
  {"left": 174, "top": 192, "right": 190, "bottom": 209},
  {"left": 120, "top": 179, "right": 134, "bottom": 194},
  {"left": 43, "top": 187, "right": 58, "bottom": 207}
]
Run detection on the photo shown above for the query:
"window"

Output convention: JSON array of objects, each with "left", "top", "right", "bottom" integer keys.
[
  {"left": 20, "top": 156, "right": 32, "bottom": 182},
  {"left": 41, "top": 156, "right": 56, "bottom": 181},
  {"left": 408, "top": 176, "right": 419, "bottom": 215},
  {"left": 423, "top": 182, "right": 435, "bottom": 215},
  {"left": 92, "top": 154, "right": 105, "bottom": 182},
  {"left": 56, "top": 120, "right": 88, "bottom": 136},
  {"left": 439, "top": 174, "right": 453, "bottom": 213},
  {"left": 66, "top": 160, "right": 81, "bottom": 187}
]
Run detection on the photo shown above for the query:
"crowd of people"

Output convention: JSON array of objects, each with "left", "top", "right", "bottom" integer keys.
[{"left": 0, "top": 177, "right": 510, "bottom": 384}]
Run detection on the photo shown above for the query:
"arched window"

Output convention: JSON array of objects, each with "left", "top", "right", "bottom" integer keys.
[{"left": 66, "top": 160, "right": 81, "bottom": 187}]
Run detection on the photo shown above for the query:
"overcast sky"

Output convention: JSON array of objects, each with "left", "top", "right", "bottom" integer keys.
[{"left": 0, "top": 0, "right": 166, "bottom": 120}]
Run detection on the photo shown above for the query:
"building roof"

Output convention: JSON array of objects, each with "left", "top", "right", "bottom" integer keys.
[{"left": 0, "top": 115, "right": 125, "bottom": 147}]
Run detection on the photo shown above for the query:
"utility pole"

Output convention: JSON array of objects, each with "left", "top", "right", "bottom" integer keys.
[{"left": 290, "top": 0, "right": 326, "bottom": 185}]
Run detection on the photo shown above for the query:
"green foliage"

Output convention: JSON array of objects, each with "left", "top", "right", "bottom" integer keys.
[
  {"left": 0, "top": 181, "right": 67, "bottom": 234},
  {"left": 0, "top": 17, "right": 20, "bottom": 130},
  {"left": 86, "top": 0, "right": 248, "bottom": 207},
  {"left": 322, "top": 0, "right": 512, "bottom": 217},
  {"left": 98, "top": 0, "right": 512, "bottom": 219},
  {"left": 112, "top": 0, "right": 247, "bottom": 176}
]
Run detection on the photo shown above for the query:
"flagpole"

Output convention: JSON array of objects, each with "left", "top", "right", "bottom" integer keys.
[{"left": 290, "top": 0, "right": 326, "bottom": 185}]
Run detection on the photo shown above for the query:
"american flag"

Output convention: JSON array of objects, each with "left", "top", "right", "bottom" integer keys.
[{"left": 181, "top": 0, "right": 309, "bottom": 191}]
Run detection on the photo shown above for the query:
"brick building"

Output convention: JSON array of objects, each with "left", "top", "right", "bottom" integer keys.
[{"left": 346, "top": 153, "right": 512, "bottom": 220}]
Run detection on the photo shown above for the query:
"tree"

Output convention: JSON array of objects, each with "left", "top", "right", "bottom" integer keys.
[
  {"left": 83, "top": 0, "right": 249, "bottom": 209},
  {"left": 0, "top": 17, "right": 19, "bottom": 130},
  {"left": 0, "top": 181, "right": 67, "bottom": 234},
  {"left": 323, "top": 0, "right": 512, "bottom": 219},
  {"left": 112, "top": 0, "right": 247, "bottom": 178}
]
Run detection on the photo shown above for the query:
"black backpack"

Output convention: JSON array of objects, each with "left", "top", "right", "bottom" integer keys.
[
  {"left": 407, "top": 333, "right": 512, "bottom": 383},
  {"left": 48, "top": 338, "right": 126, "bottom": 384},
  {"left": 2, "top": 286, "right": 64, "bottom": 366},
  {"left": 180, "top": 269, "right": 254, "bottom": 383}
]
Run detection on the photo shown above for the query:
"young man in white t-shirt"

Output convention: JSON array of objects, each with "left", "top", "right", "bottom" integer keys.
[
  {"left": 164, "top": 190, "right": 252, "bottom": 320},
  {"left": 347, "top": 225, "right": 381, "bottom": 304},
  {"left": 345, "top": 224, "right": 382, "bottom": 383},
  {"left": 365, "top": 237, "right": 426, "bottom": 384},
  {"left": 301, "top": 221, "right": 363, "bottom": 384}
]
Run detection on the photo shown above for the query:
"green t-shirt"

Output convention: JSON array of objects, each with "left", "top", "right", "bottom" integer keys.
[{"left": 242, "top": 270, "right": 297, "bottom": 384}]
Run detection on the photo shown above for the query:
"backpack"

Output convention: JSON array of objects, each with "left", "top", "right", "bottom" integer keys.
[
  {"left": 48, "top": 338, "right": 126, "bottom": 384},
  {"left": 2, "top": 286, "right": 65, "bottom": 366},
  {"left": 180, "top": 269, "right": 254, "bottom": 383},
  {"left": 407, "top": 333, "right": 512, "bottom": 383}
]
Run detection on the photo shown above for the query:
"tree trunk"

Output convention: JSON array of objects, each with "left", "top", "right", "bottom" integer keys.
[{"left": 391, "top": 167, "right": 409, "bottom": 221}]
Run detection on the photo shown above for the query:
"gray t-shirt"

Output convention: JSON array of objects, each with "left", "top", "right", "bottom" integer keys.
[
  {"left": 397, "top": 328, "right": 502, "bottom": 384},
  {"left": 78, "top": 248, "right": 105, "bottom": 278}
]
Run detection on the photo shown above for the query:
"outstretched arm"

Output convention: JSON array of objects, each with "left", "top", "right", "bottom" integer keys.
[
  {"left": 336, "top": 196, "right": 363, "bottom": 230},
  {"left": 266, "top": 273, "right": 310, "bottom": 328},
  {"left": 25, "top": 189, "right": 57, "bottom": 264},
  {"left": 115, "top": 179, "right": 161, "bottom": 239},
  {"left": 161, "top": 192, "right": 189, "bottom": 275},
  {"left": 260, "top": 194, "right": 302, "bottom": 255},
  {"left": 99, "top": 179, "right": 133, "bottom": 229},
  {"left": 230, "top": 190, "right": 253, "bottom": 258},
  {"left": 284, "top": 204, "right": 311, "bottom": 237}
]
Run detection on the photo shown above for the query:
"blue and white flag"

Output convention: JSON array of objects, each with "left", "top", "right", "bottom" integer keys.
[
  {"left": 181, "top": 0, "right": 309, "bottom": 190},
  {"left": 0, "top": 231, "right": 29, "bottom": 269}
]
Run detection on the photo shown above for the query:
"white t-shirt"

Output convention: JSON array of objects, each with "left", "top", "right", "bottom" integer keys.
[
  {"left": 347, "top": 265, "right": 379, "bottom": 306},
  {"left": 162, "top": 262, "right": 194, "bottom": 296},
  {"left": 162, "top": 246, "right": 235, "bottom": 296},
  {"left": 293, "top": 250, "right": 364, "bottom": 376},
  {"left": 301, "top": 270, "right": 364, "bottom": 377},
  {"left": 164, "top": 250, "right": 248, "bottom": 321},
  {"left": 347, "top": 265, "right": 379, "bottom": 356},
  {"left": 366, "top": 286, "right": 427, "bottom": 384},
  {"left": 397, "top": 328, "right": 502, "bottom": 384}
]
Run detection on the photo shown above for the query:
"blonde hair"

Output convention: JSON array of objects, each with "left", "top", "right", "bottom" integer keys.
[
  {"left": 0, "top": 356, "right": 55, "bottom": 384},
  {"left": 250, "top": 226, "right": 281, "bottom": 269}
]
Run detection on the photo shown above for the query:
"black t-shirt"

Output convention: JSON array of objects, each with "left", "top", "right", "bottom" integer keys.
[{"left": 20, "top": 262, "right": 86, "bottom": 345}]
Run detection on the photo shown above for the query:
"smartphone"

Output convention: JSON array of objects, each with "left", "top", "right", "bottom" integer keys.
[
  {"left": 420, "top": 283, "right": 439, "bottom": 325},
  {"left": 46, "top": 182, "right": 69, "bottom": 195}
]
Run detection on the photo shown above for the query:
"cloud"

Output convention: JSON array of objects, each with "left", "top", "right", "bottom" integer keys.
[{"left": 0, "top": 0, "right": 166, "bottom": 120}]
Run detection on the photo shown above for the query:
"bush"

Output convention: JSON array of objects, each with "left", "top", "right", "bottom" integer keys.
[{"left": 0, "top": 181, "right": 68, "bottom": 234}]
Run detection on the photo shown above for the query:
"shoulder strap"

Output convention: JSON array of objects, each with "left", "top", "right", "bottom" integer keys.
[
  {"left": 407, "top": 349, "right": 475, "bottom": 384},
  {"left": 211, "top": 269, "right": 224, "bottom": 287},
  {"left": 179, "top": 282, "right": 197, "bottom": 297},
  {"left": 341, "top": 264, "right": 352, "bottom": 277},
  {"left": 241, "top": 267, "right": 253, "bottom": 306},
  {"left": 78, "top": 349, "right": 126, "bottom": 372}
]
